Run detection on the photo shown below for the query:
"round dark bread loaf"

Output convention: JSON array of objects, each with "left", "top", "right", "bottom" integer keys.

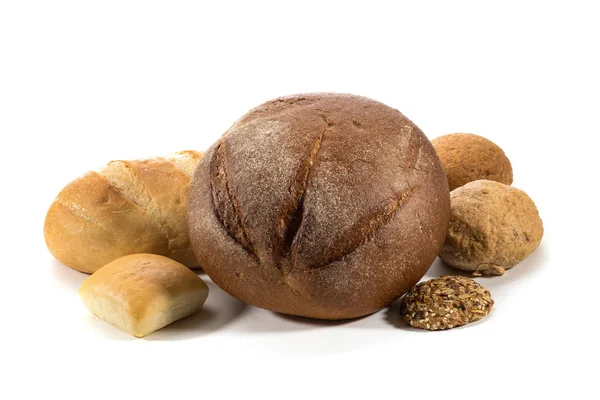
[{"left": 188, "top": 93, "right": 450, "bottom": 319}]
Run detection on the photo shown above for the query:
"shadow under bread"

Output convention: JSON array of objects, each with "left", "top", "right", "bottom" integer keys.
[
  {"left": 144, "top": 280, "right": 248, "bottom": 341},
  {"left": 49, "top": 257, "right": 89, "bottom": 291}
]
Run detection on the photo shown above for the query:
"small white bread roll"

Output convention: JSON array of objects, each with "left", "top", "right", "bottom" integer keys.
[{"left": 79, "top": 254, "right": 209, "bottom": 337}]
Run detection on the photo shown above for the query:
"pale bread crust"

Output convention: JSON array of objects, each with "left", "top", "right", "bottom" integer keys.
[
  {"left": 44, "top": 150, "right": 202, "bottom": 273},
  {"left": 79, "top": 253, "right": 209, "bottom": 337},
  {"left": 188, "top": 93, "right": 450, "bottom": 319}
]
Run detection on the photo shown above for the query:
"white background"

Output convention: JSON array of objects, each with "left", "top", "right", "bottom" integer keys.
[{"left": 1, "top": 1, "right": 598, "bottom": 399}]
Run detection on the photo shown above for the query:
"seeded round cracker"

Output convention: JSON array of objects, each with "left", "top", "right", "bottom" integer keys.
[{"left": 400, "top": 276, "right": 493, "bottom": 330}]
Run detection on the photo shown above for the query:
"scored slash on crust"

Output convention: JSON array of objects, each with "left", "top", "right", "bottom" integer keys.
[
  {"left": 98, "top": 159, "right": 194, "bottom": 259},
  {"left": 273, "top": 114, "right": 419, "bottom": 273},
  {"left": 210, "top": 141, "right": 258, "bottom": 260},
  {"left": 311, "top": 186, "right": 418, "bottom": 269},
  {"left": 211, "top": 113, "right": 419, "bottom": 274},
  {"left": 273, "top": 115, "right": 330, "bottom": 274}
]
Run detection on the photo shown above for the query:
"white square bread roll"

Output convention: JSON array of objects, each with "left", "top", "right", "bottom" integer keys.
[{"left": 79, "top": 253, "right": 209, "bottom": 337}]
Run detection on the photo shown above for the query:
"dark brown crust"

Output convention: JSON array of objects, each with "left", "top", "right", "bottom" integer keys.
[
  {"left": 308, "top": 186, "right": 418, "bottom": 269},
  {"left": 188, "top": 93, "right": 450, "bottom": 319},
  {"left": 273, "top": 118, "right": 328, "bottom": 274},
  {"left": 210, "top": 142, "right": 257, "bottom": 259}
]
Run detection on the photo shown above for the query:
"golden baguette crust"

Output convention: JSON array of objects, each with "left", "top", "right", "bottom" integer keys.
[
  {"left": 44, "top": 150, "right": 202, "bottom": 273},
  {"left": 79, "top": 254, "right": 209, "bottom": 337}
]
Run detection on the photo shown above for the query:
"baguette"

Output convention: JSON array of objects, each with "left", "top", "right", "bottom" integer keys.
[{"left": 44, "top": 150, "right": 202, "bottom": 273}]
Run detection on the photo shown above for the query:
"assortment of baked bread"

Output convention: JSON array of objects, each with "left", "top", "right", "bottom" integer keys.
[{"left": 44, "top": 93, "right": 543, "bottom": 336}]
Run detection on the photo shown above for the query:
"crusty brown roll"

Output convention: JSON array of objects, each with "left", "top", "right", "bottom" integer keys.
[
  {"left": 44, "top": 150, "right": 202, "bottom": 273},
  {"left": 431, "top": 133, "right": 513, "bottom": 191},
  {"left": 439, "top": 180, "right": 543, "bottom": 276},
  {"left": 188, "top": 93, "right": 450, "bottom": 320},
  {"left": 79, "top": 254, "right": 209, "bottom": 337}
]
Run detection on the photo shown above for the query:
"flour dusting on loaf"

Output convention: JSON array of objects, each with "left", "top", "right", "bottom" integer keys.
[{"left": 188, "top": 93, "right": 450, "bottom": 319}]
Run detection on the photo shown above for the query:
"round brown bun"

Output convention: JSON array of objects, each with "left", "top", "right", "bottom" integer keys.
[
  {"left": 431, "top": 133, "right": 513, "bottom": 191},
  {"left": 439, "top": 180, "right": 543, "bottom": 276},
  {"left": 188, "top": 93, "right": 450, "bottom": 319}
]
